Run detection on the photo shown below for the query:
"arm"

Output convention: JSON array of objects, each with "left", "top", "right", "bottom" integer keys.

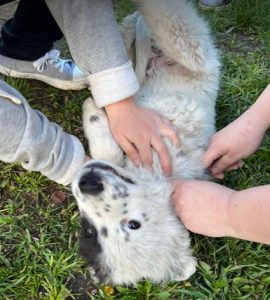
[
  {"left": 228, "top": 185, "right": 270, "bottom": 244},
  {"left": 204, "top": 84, "right": 270, "bottom": 178},
  {"left": 45, "top": 0, "right": 178, "bottom": 174},
  {"left": 0, "top": 80, "right": 85, "bottom": 185},
  {"left": 171, "top": 180, "right": 270, "bottom": 244}
]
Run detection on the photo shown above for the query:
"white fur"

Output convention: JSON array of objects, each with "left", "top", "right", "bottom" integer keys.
[{"left": 73, "top": 0, "right": 220, "bottom": 285}]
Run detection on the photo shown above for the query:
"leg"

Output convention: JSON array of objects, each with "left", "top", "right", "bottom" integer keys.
[
  {"left": 83, "top": 98, "right": 124, "bottom": 166},
  {"left": 45, "top": 0, "right": 139, "bottom": 107},
  {"left": 0, "top": 0, "right": 63, "bottom": 61},
  {"left": 0, "top": 0, "right": 88, "bottom": 90},
  {"left": 45, "top": 0, "right": 128, "bottom": 73}
]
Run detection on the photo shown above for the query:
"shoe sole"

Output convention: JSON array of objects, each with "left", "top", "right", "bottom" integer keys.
[
  {"left": 0, "top": 65, "right": 88, "bottom": 90},
  {"left": 198, "top": 2, "right": 231, "bottom": 10}
]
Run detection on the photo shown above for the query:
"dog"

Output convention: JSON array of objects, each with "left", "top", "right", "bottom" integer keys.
[{"left": 72, "top": 0, "right": 220, "bottom": 285}]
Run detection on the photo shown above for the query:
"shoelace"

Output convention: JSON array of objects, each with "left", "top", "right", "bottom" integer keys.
[{"left": 33, "top": 49, "right": 73, "bottom": 73}]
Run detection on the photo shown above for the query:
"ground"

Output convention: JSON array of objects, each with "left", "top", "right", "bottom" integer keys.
[{"left": 0, "top": 0, "right": 270, "bottom": 299}]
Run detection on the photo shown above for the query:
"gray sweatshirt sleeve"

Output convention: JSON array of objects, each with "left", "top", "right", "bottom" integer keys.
[
  {"left": 45, "top": 0, "right": 139, "bottom": 107},
  {"left": 0, "top": 80, "right": 85, "bottom": 185}
]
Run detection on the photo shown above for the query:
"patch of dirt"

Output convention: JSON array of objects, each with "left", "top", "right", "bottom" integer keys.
[{"left": 217, "top": 29, "right": 262, "bottom": 54}]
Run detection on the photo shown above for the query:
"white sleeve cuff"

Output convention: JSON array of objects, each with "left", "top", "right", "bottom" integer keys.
[{"left": 88, "top": 61, "right": 140, "bottom": 107}]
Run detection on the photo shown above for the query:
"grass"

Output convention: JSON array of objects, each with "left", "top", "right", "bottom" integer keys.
[{"left": 0, "top": 0, "right": 270, "bottom": 298}]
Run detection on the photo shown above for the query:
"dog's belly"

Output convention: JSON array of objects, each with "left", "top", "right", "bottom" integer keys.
[{"left": 133, "top": 79, "right": 215, "bottom": 179}]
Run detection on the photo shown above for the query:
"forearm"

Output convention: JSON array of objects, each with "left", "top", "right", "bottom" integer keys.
[
  {"left": 228, "top": 185, "right": 270, "bottom": 244},
  {"left": 0, "top": 80, "right": 85, "bottom": 185},
  {"left": 244, "top": 83, "right": 270, "bottom": 132}
]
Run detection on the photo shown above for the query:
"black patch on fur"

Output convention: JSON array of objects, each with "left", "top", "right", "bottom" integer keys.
[
  {"left": 89, "top": 115, "right": 99, "bottom": 122},
  {"left": 123, "top": 203, "right": 128, "bottom": 207},
  {"left": 79, "top": 217, "right": 100, "bottom": 264},
  {"left": 101, "top": 227, "right": 108, "bottom": 238},
  {"left": 95, "top": 212, "right": 102, "bottom": 218},
  {"left": 142, "top": 213, "right": 149, "bottom": 222},
  {"left": 104, "top": 207, "right": 110, "bottom": 213},
  {"left": 122, "top": 210, "right": 128, "bottom": 215},
  {"left": 84, "top": 162, "right": 135, "bottom": 185},
  {"left": 112, "top": 194, "right": 118, "bottom": 200},
  {"left": 125, "top": 234, "right": 130, "bottom": 242},
  {"left": 79, "top": 217, "right": 111, "bottom": 282},
  {"left": 112, "top": 183, "right": 129, "bottom": 199}
]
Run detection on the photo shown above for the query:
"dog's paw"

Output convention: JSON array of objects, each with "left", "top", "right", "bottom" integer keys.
[
  {"left": 82, "top": 98, "right": 124, "bottom": 166},
  {"left": 174, "top": 256, "right": 197, "bottom": 282}
]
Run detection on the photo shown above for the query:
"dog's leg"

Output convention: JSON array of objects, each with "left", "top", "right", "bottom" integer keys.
[
  {"left": 121, "top": 11, "right": 153, "bottom": 84},
  {"left": 133, "top": 0, "right": 220, "bottom": 74},
  {"left": 83, "top": 98, "right": 124, "bottom": 166},
  {"left": 120, "top": 11, "right": 140, "bottom": 54}
]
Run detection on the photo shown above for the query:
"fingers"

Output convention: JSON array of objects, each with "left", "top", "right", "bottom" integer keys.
[
  {"left": 225, "top": 161, "right": 244, "bottom": 171},
  {"left": 119, "top": 133, "right": 172, "bottom": 175},
  {"left": 209, "top": 154, "right": 233, "bottom": 177},
  {"left": 210, "top": 160, "right": 244, "bottom": 179},
  {"left": 118, "top": 138, "right": 140, "bottom": 167},
  {"left": 160, "top": 120, "right": 180, "bottom": 146},
  {"left": 151, "top": 135, "right": 172, "bottom": 175},
  {"left": 137, "top": 142, "right": 153, "bottom": 170},
  {"left": 84, "top": 155, "right": 91, "bottom": 162},
  {"left": 203, "top": 138, "right": 225, "bottom": 169}
]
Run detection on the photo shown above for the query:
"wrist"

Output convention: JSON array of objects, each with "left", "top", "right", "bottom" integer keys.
[
  {"left": 225, "top": 190, "right": 244, "bottom": 238},
  {"left": 247, "top": 84, "right": 270, "bottom": 131},
  {"left": 105, "top": 96, "right": 135, "bottom": 116}
]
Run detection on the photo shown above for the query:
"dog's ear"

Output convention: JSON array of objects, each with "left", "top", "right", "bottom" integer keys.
[{"left": 82, "top": 98, "right": 124, "bottom": 166}]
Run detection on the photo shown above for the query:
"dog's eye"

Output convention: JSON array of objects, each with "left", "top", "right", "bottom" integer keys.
[
  {"left": 85, "top": 227, "right": 96, "bottom": 238},
  {"left": 127, "top": 220, "right": 141, "bottom": 230}
]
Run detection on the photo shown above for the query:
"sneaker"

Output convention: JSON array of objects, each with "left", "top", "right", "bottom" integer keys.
[
  {"left": 198, "top": 0, "right": 231, "bottom": 10},
  {"left": 0, "top": 49, "right": 89, "bottom": 90}
]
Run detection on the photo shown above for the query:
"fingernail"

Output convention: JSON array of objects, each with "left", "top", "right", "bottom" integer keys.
[
  {"left": 134, "top": 158, "right": 140, "bottom": 167},
  {"left": 163, "top": 169, "right": 171, "bottom": 176}
]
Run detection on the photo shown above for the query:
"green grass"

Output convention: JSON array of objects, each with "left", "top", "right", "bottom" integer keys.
[{"left": 1, "top": 0, "right": 270, "bottom": 299}]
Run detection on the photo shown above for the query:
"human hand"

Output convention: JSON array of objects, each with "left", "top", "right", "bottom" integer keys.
[
  {"left": 171, "top": 180, "right": 235, "bottom": 237},
  {"left": 105, "top": 97, "right": 179, "bottom": 175},
  {"left": 84, "top": 155, "right": 91, "bottom": 162},
  {"left": 203, "top": 110, "right": 265, "bottom": 178}
]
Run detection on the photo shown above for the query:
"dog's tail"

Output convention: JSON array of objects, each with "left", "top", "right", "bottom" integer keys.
[{"left": 131, "top": 0, "right": 218, "bottom": 73}]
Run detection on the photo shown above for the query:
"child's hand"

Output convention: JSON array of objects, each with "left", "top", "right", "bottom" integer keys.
[
  {"left": 84, "top": 155, "right": 91, "bottom": 162},
  {"left": 105, "top": 97, "right": 179, "bottom": 175},
  {"left": 171, "top": 180, "right": 235, "bottom": 237},
  {"left": 203, "top": 110, "right": 265, "bottom": 178}
]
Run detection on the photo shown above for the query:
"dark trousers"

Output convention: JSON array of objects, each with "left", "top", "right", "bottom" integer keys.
[{"left": 0, "top": 0, "right": 63, "bottom": 61}]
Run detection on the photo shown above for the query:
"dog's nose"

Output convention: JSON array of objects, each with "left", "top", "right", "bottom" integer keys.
[{"left": 79, "top": 171, "right": 104, "bottom": 194}]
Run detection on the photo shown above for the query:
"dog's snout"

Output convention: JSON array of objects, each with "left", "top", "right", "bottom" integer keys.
[{"left": 79, "top": 171, "right": 104, "bottom": 195}]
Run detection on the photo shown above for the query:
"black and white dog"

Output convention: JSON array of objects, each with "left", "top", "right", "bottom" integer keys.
[{"left": 72, "top": 0, "right": 220, "bottom": 285}]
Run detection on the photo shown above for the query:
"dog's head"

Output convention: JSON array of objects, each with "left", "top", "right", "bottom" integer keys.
[{"left": 72, "top": 160, "right": 196, "bottom": 285}]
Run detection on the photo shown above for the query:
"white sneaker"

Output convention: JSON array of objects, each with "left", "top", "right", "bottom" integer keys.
[
  {"left": 0, "top": 49, "right": 89, "bottom": 90},
  {"left": 198, "top": 0, "right": 231, "bottom": 10}
]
